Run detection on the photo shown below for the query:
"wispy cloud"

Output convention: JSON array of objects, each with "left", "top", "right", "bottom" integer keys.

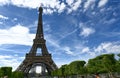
[
  {"left": 0, "top": 0, "right": 109, "bottom": 14},
  {"left": 66, "top": 0, "right": 82, "bottom": 13},
  {"left": 0, "top": 22, "right": 3, "bottom": 24},
  {"left": 84, "top": 0, "right": 95, "bottom": 11},
  {"left": 45, "top": 34, "right": 60, "bottom": 48},
  {"left": 0, "top": 54, "right": 24, "bottom": 71},
  {"left": 108, "top": 32, "right": 120, "bottom": 37},
  {"left": 58, "top": 3, "right": 66, "bottom": 13},
  {"left": 82, "top": 47, "right": 90, "bottom": 53},
  {"left": 63, "top": 46, "right": 74, "bottom": 55},
  {"left": 45, "top": 32, "right": 84, "bottom": 56},
  {"left": 80, "top": 27, "right": 95, "bottom": 37},
  {"left": 0, "top": 0, "right": 9, "bottom": 6},
  {"left": 46, "top": 32, "right": 95, "bottom": 57},
  {"left": 57, "top": 29, "right": 77, "bottom": 42},
  {"left": 0, "top": 24, "right": 35, "bottom": 46},
  {"left": 103, "top": 18, "right": 117, "bottom": 24},
  {"left": 0, "top": 0, "right": 63, "bottom": 14},
  {"left": 98, "top": 0, "right": 108, "bottom": 8},
  {"left": 0, "top": 0, "right": 108, "bottom": 14},
  {"left": 0, "top": 15, "right": 8, "bottom": 19},
  {"left": 66, "top": 0, "right": 74, "bottom": 5},
  {"left": 94, "top": 41, "right": 120, "bottom": 54},
  {"left": 71, "top": 41, "right": 120, "bottom": 57}
]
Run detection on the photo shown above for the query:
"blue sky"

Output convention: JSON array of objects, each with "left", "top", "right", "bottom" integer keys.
[{"left": 0, "top": 0, "right": 120, "bottom": 71}]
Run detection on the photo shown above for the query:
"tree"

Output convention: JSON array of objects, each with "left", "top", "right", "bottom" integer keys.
[
  {"left": 51, "top": 60, "right": 86, "bottom": 77},
  {"left": 68, "top": 60, "right": 86, "bottom": 75},
  {"left": 0, "top": 67, "right": 12, "bottom": 78},
  {"left": 12, "top": 71, "right": 24, "bottom": 78},
  {"left": 102, "top": 54, "right": 116, "bottom": 78},
  {"left": 86, "top": 54, "right": 117, "bottom": 75},
  {"left": 115, "top": 54, "right": 120, "bottom": 72},
  {"left": 115, "top": 61, "right": 120, "bottom": 72},
  {"left": 118, "top": 53, "right": 120, "bottom": 61},
  {"left": 51, "top": 53, "right": 119, "bottom": 77},
  {"left": 60, "top": 64, "right": 67, "bottom": 77},
  {"left": 51, "top": 69, "right": 58, "bottom": 76},
  {"left": 87, "top": 59, "right": 103, "bottom": 74},
  {"left": 0, "top": 68, "right": 3, "bottom": 77}
]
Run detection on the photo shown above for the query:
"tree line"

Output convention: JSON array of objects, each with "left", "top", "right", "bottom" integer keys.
[{"left": 51, "top": 53, "right": 120, "bottom": 77}]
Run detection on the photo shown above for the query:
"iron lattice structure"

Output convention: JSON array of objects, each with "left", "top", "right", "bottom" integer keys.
[{"left": 16, "top": 7, "right": 58, "bottom": 75}]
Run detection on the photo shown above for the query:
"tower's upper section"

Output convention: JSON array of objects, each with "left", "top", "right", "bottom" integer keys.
[
  {"left": 32, "top": 7, "right": 49, "bottom": 55},
  {"left": 35, "top": 7, "right": 44, "bottom": 39}
]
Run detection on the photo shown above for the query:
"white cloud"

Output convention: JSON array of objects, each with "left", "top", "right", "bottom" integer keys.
[
  {"left": 98, "top": 0, "right": 108, "bottom": 7},
  {"left": 13, "top": 18, "right": 17, "bottom": 21},
  {"left": 0, "top": 15, "right": 8, "bottom": 19},
  {"left": 80, "top": 27, "right": 95, "bottom": 37},
  {"left": 44, "top": 9, "right": 54, "bottom": 14},
  {"left": 0, "top": 22, "right": 3, "bottom": 24},
  {"left": 66, "top": 0, "right": 74, "bottom": 5},
  {"left": 63, "top": 46, "right": 74, "bottom": 55},
  {"left": 10, "top": 0, "right": 40, "bottom": 8},
  {"left": 0, "top": 24, "right": 35, "bottom": 46},
  {"left": 0, "top": 0, "right": 9, "bottom": 6},
  {"left": 67, "top": 0, "right": 82, "bottom": 13},
  {"left": 0, "top": 0, "right": 62, "bottom": 14},
  {"left": 72, "top": 0, "right": 81, "bottom": 11},
  {"left": 84, "top": 0, "right": 95, "bottom": 11},
  {"left": 0, "top": 0, "right": 109, "bottom": 14},
  {"left": 58, "top": 3, "right": 66, "bottom": 13},
  {"left": 0, "top": 0, "right": 83, "bottom": 14},
  {"left": 77, "top": 46, "right": 95, "bottom": 56},
  {"left": 0, "top": 0, "right": 57, "bottom": 13},
  {"left": 94, "top": 42, "right": 120, "bottom": 54},
  {"left": 104, "top": 18, "right": 116, "bottom": 24},
  {"left": 82, "top": 47, "right": 90, "bottom": 53},
  {"left": 0, "top": 54, "right": 23, "bottom": 71}
]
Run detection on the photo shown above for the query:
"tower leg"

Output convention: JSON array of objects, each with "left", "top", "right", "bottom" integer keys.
[{"left": 41, "top": 64, "right": 46, "bottom": 75}]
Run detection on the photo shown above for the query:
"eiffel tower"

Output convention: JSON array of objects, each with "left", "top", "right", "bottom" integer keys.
[{"left": 16, "top": 7, "right": 57, "bottom": 76}]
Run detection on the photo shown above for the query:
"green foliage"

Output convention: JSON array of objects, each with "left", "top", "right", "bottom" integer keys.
[
  {"left": 0, "top": 67, "right": 12, "bottom": 78},
  {"left": 51, "top": 69, "right": 58, "bottom": 76},
  {"left": 115, "top": 62, "right": 120, "bottom": 72},
  {"left": 115, "top": 54, "right": 120, "bottom": 72},
  {"left": 12, "top": 71, "right": 24, "bottom": 78},
  {"left": 103, "top": 54, "right": 116, "bottom": 72},
  {"left": 60, "top": 65, "right": 67, "bottom": 76},
  {"left": 86, "top": 54, "right": 117, "bottom": 74},
  {"left": 51, "top": 60, "right": 86, "bottom": 76},
  {"left": 0, "top": 68, "right": 4, "bottom": 77},
  {"left": 0, "top": 67, "right": 24, "bottom": 78},
  {"left": 118, "top": 54, "right": 120, "bottom": 57},
  {"left": 69, "top": 60, "right": 86, "bottom": 75},
  {"left": 51, "top": 65, "right": 68, "bottom": 76},
  {"left": 118, "top": 53, "right": 120, "bottom": 61}
]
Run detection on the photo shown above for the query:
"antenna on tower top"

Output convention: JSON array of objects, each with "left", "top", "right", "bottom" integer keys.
[{"left": 39, "top": 7, "right": 43, "bottom": 13}]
